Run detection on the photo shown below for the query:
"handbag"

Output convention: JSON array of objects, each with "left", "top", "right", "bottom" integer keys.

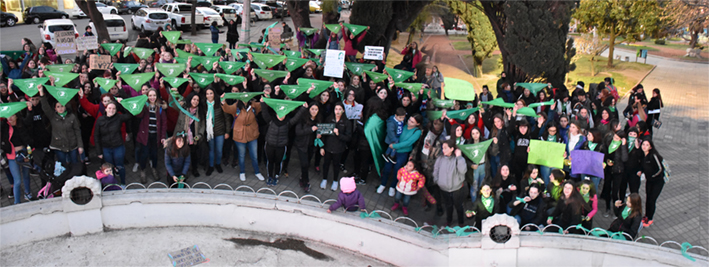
[{"left": 652, "top": 119, "right": 662, "bottom": 129}]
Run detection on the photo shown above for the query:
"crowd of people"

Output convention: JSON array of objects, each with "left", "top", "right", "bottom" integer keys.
[{"left": 0, "top": 18, "right": 667, "bottom": 240}]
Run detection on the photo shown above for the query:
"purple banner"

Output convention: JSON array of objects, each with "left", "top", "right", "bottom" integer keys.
[{"left": 570, "top": 150, "right": 605, "bottom": 178}]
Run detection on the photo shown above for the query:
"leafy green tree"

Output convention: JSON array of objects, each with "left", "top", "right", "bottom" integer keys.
[
  {"left": 349, "top": 0, "right": 433, "bottom": 54},
  {"left": 574, "top": 0, "right": 661, "bottom": 67},
  {"left": 661, "top": 0, "right": 709, "bottom": 48},
  {"left": 447, "top": 0, "right": 497, "bottom": 77}
]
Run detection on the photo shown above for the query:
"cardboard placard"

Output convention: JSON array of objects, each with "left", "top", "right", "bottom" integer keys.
[
  {"left": 323, "top": 49, "right": 345, "bottom": 78},
  {"left": 89, "top": 54, "right": 112, "bottom": 70},
  {"left": 76, "top": 36, "right": 98, "bottom": 51},
  {"left": 54, "top": 31, "right": 77, "bottom": 55},
  {"left": 364, "top": 46, "right": 384, "bottom": 60},
  {"left": 268, "top": 27, "right": 282, "bottom": 49},
  {"left": 167, "top": 245, "right": 208, "bottom": 267},
  {"left": 317, "top": 123, "right": 336, "bottom": 135}
]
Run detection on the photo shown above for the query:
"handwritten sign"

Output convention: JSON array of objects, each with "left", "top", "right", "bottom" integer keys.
[
  {"left": 76, "top": 36, "right": 98, "bottom": 51},
  {"left": 268, "top": 27, "right": 282, "bottom": 49},
  {"left": 364, "top": 46, "right": 384, "bottom": 60},
  {"left": 317, "top": 123, "right": 336, "bottom": 135},
  {"left": 167, "top": 245, "right": 208, "bottom": 267},
  {"left": 323, "top": 49, "right": 345, "bottom": 78},
  {"left": 54, "top": 31, "right": 77, "bottom": 55},
  {"left": 89, "top": 54, "right": 112, "bottom": 70}
]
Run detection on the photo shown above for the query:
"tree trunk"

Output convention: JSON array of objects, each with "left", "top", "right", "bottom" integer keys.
[
  {"left": 480, "top": 3, "right": 527, "bottom": 84},
  {"left": 286, "top": 0, "right": 312, "bottom": 29},
  {"left": 590, "top": 56, "right": 596, "bottom": 76},
  {"left": 689, "top": 30, "right": 699, "bottom": 48},
  {"left": 75, "top": 0, "right": 109, "bottom": 42},
  {"left": 406, "top": 28, "right": 417, "bottom": 45},
  {"left": 607, "top": 26, "right": 616, "bottom": 68},
  {"left": 191, "top": 0, "right": 197, "bottom": 36}
]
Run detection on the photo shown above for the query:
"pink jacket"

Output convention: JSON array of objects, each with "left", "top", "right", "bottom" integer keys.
[{"left": 342, "top": 27, "right": 367, "bottom": 56}]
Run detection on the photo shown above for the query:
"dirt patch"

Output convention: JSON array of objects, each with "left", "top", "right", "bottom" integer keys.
[{"left": 225, "top": 237, "right": 332, "bottom": 261}]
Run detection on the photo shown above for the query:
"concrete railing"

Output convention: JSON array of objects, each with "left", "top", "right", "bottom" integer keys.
[{"left": 1, "top": 178, "right": 706, "bottom": 266}]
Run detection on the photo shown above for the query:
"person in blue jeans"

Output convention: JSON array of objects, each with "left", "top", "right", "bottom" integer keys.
[
  {"left": 39, "top": 85, "right": 83, "bottom": 165},
  {"left": 383, "top": 108, "right": 406, "bottom": 163},
  {"left": 377, "top": 114, "right": 422, "bottom": 197},
  {"left": 221, "top": 91, "right": 265, "bottom": 182},
  {"left": 467, "top": 127, "right": 489, "bottom": 204},
  {"left": 205, "top": 88, "right": 229, "bottom": 176},
  {"left": 1, "top": 114, "right": 33, "bottom": 203},
  {"left": 94, "top": 102, "right": 132, "bottom": 185}
]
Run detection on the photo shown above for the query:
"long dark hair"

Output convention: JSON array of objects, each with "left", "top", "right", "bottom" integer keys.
[
  {"left": 302, "top": 101, "right": 321, "bottom": 126},
  {"left": 560, "top": 181, "right": 587, "bottom": 215},
  {"left": 627, "top": 193, "right": 643, "bottom": 219},
  {"left": 183, "top": 92, "right": 205, "bottom": 119},
  {"left": 652, "top": 88, "right": 663, "bottom": 108},
  {"left": 168, "top": 135, "right": 190, "bottom": 158}
]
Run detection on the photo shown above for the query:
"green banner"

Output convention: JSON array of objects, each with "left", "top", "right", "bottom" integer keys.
[
  {"left": 298, "top": 78, "right": 333, "bottom": 98},
  {"left": 120, "top": 94, "right": 148, "bottom": 116},
  {"left": 607, "top": 140, "right": 622, "bottom": 154},
  {"left": 426, "top": 107, "right": 479, "bottom": 121},
  {"left": 364, "top": 70, "right": 387, "bottom": 83},
  {"left": 343, "top": 23, "right": 367, "bottom": 36},
  {"left": 94, "top": 77, "right": 118, "bottom": 92},
  {"left": 395, "top": 82, "right": 425, "bottom": 94},
  {"left": 0, "top": 51, "right": 24, "bottom": 61},
  {"left": 189, "top": 72, "right": 214, "bottom": 88},
  {"left": 101, "top": 43, "right": 123, "bottom": 56},
  {"left": 156, "top": 63, "right": 186, "bottom": 78},
  {"left": 251, "top": 53, "right": 286, "bottom": 69},
  {"left": 222, "top": 92, "right": 263, "bottom": 102},
  {"left": 175, "top": 48, "right": 194, "bottom": 59},
  {"left": 300, "top": 27, "right": 318, "bottom": 36},
  {"left": 44, "top": 85, "right": 79, "bottom": 106},
  {"left": 283, "top": 50, "right": 301, "bottom": 58},
  {"left": 528, "top": 140, "right": 565, "bottom": 169},
  {"left": 325, "top": 24, "right": 342, "bottom": 33},
  {"left": 13, "top": 77, "right": 49, "bottom": 97},
  {"left": 0, "top": 102, "right": 27, "bottom": 118},
  {"left": 459, "top": 139, "right": 493, "bottom": 164},
  {"left": 281, "top": 84, "right": 311, "bottom": 99},
  {"left": 195, "top": 43, "right": 223, "bottom": 57},
  {"left": 263, "top": 97, "right": 304, "bottom": 118},
  {"left": 516, "top": 107, "right": 539, "bottom": 118},
  {"left": 219, "top": 61, "right": 246, "bottom": 74},
  {"left": 364, "top": 114, "right": 386, "bottom": 175},
  {"left": 162, "top": 31, "right": 182, "bottom": 44},
  {"left": 285, "top": 57, "right": 309, "bottom": 72},
  {"left": 305, "top": 48, "right": 324, "bottom": 56},
  {"left": 45, "top": 71, "right": 79, "bottom": 87},
  {"left": 253, "top": 69, "right": 288, "bottom": 82},
  {"left": 385, "top": 67, "right": 414, "bottom": 83},
  {"left": 163, "top": 77, "right": 190, "bottom": 89},
  {"left": 443, "top": 77, "right": 477, "bottom": 101},
  {"left": 481, "top": 98, "right": 516, "bottom": 108},
  {"left": 113, "top": 63, "right": 139, "bottom": 74},
  {"left": 215, "top": 73, "right": 245, "bottom": 85},
  {"left": 131, "top": 47, "right": 154, "bottom": 59},
  {"left": 195, "top": 56, "right": 220, "bottom": 71},
  {"left": 517, "top": 83, "right": 548, "bottom": 95},
  {"left": 527, "top": 100, "right": 555, "bottom": 108},
  {"left": 120, "top": 72, "right": 154, "bottom": 92},
  {"left": 44, "top": 64, "right": 74, "bottom": 73},
  {"left": 345, "top": 62, "right": 375, "bottom": 76}
]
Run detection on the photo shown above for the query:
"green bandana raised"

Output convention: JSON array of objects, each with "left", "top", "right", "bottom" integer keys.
[
  {"left": 13, "top": 77, "right": 49, "bottom": 96},
  {"left": 175, "top": 48, "right": 194, "bottom": 59},
  {"left": 195, "top": 43, "right": 223, "bottom": 56},
  {"left": 45, "top": 71, "right": 79, "bottom": 87},
  {"left": 131, "top": 47, "right": 154, "bottom": 59},
  {"left": 101, "top": 43, "right": 123, "bottom": 56},
  {"left": 385, "top": 67, "right": 414, "bottom": 83},
  {"left": 345, "top": 62, "right": 375, "bottom": 76},
  {"left": 174, "top": 57, "right": 200, "bottom": 68},
  {"left": 481, "top": 98, "right": 516, "bottom": 108},
  {"left": 156, "top": 63, "right": 186, "bottom": 77},
  {"left": 195, "top": 56, "right": 220, "bottom": 71},
  {"left": 163, "top": 77, "right": 190, "bottom": 89},
  {"left": 528, "top": 100, "right": 555, "bottom": 108},
  {"left": 120, "top": 94, "right": 148, "bottom": 116},
  {"left": 0, "top": 51, "right": 24, "bottom": 61},
  {"left": 297, "top": 78, "right": 333, "bottom": 98},
  {"left": 251, "top": 53, "right": 286, "bottom": 69},
  {"left": 44, "top": 64, "right": 74, "bottom": 73},
  {"left": 517, "top": 83, "right": 548, "bottom": 95},
  {"left": 44, "top": 85, "right": 79, "bottom": 106},
  {"left": 113, "top": 63, "right": 139, "bottom": 74},
  {"left": 94, "top": 77, "right": 118, "bottom": 92},
  {"left": 263, "top": 98, "right": 304, "bottom": 118},
  {"left": 395, "top": 82, "right": 425, "bottom": 94},
  {"left": 162, "top": 31, "right": 182, "bottom": 44},
  {"left": 516, "top": 107, "right": 540, "bottom": 118},
  {"left": 459, "top": 138, "right": 493, "bottom": 164},
  {"left": 608, "top": 140, "right": 622, "bottom": 154},
  {"left": 0, "top": 102, "right": 28, "bottom": 118},
  {"left": 253, "top": 69, "right": 288, "bottom": 82},
  {"left": 120, "top": 72, "right": 154, "bottom": 92},
  {"left": 364, "top": 70, "right": 387, "bottom": 83},
  {"left": 189, "top": 72, "right": 214, "bottom": 88},
  {"left": 427, "top": 107, "right": 479, "bottom": 121},
  {"left": 325, "top": 24, "right": 342, "bottom": 33},
  {"left": 231, "top": 48, "right": 250, "bottom": 59},
  {"left": 299, "top": 27, "right": 318, "bottom": 36},
  {"left": 222, "top": 92, "right": 264, "bottom": 102},
  {"left": 285, "top": 57, "right": 309, "bottom": 71},
  {"left": 305, "top": 48, "right": 324, "bottom": 56},
  {"left": 343, "top": 23, "right": 367, "bottom": 36},
  {"left": 283, "top": 50, "right": 301, "bottom": 58},
  {"left": 281, "top": 84, "right": 311, "bottom": 99},
  {"left": 215, "top": 73, "right": 245, "bottom": 85},
  {"left": 219, "top": 61, "right": 246, "bottom": 74}
]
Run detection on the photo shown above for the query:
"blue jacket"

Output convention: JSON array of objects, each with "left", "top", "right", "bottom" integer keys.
[
  {"left": 1, "top": 55, "right": 30, "bottom": 80},
  {"left": 210, "top": 25, "right": 219, "bottom": 40},
  {"left": 391, "top": 126, "right": 421, "bottom": 153},
  {"left": 384, "top": 115, "right": 405, "bottom": 144},
  {"left": 165, "top": 150, "right": 191, "bottom": 177}
]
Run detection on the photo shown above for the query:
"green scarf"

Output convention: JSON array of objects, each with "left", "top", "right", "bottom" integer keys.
[
  {"left": 482, "top": 196, "right": 494, "bottom": 213},
  {"left": 588, "top": 142, "right": 598, "bottom": 151},
  {"left": 609, "top": 106, "right": 616, "bottom": 112},
  {"left": 628, "top": 136, "right": 636, "bottom": 152},
  {"left": 621, "top": 206, "right": 631, "bottom": 219},
  {"left": 547, "top": 135, "right": 557, "bottom": 142},
  {"left": 58, "top": 111, "right": 67, "bottom": 118},
  {"left": 551, "top": 184, "right": 562, "bottom": 200},
  {"left": 582, "top": 193, "right": 590, "bottom": 203}
]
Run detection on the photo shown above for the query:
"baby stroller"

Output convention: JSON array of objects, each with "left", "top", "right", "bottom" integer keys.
[{"left": 37, "top": 149, "right": 86, "bottom": 199}]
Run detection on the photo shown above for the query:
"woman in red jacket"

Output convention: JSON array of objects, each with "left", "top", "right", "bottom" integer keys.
[
  {"left": 396, "top": 42, "right": 422, "bottom": 72},
  {"left": 341, "top": 22, "right": 369, "bottom": 62},
  {"left": 135, "top": 88, "right": 167, "bottom": 182}
]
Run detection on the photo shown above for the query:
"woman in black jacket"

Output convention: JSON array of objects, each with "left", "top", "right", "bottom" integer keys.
[
  {"left": 94, "top": 101, "right": 132, "bottom": 185},
  {"left": 602, "top": 130, "right": 628, "bottom": 217},
  {"left": 468, "top": 184, "right": 499, "bottom": 228},
  {"left": 260, "top": 98, "right": 307, "bottom": 186},
  {"left": 1, "top": 114, "right": 33, "bottom": 204},
  {"left": 580, "top": 128, "right": 606, "bottom": 190},
  {"left": 483, "top": 112, "right": 511, "bottom": 178},
  {"left": 204, "top": 88, "right": 229, "bottom": 176},
  {"left": 547, "top": 181, "right": 589, "bottom": 233},
  {"left": 488, "top": 164, "right": 517, "bottom": 213},
  {"left": 646, "top": 88, "right": 663, "bottom": 135},
  {"left": 319, "top": 102, "right": 352, "bottom": 191},
  {"left": 639, "top": 138, "right": 664, "bottom": 227},
  {"left": 509, "top": 184, "right": 547, "bottom": 229},
  {"left": 622, "top": 128, "right": 643, "bottom": 196},
  {"left": 608, "top": 193, "right": 643, "bottom": 240},
  {"left": 294, "top": 102, "right": 321, "bottom": 192},
  {"left": 226, "top": 19, "right": 240, "bottom": 49}
]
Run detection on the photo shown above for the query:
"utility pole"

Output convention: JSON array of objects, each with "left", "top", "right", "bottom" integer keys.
[{"left": 242, "top": 0, "right": 251, "bottom": 44}]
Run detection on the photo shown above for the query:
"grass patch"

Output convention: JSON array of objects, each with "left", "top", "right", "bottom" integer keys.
[
  {"left": 448, "top": 36, "right": 469, "bottom": 41},
  {"left": 566, "top": 54, "right": 654, "bottom": 96},
  {"left": 452, "top": 41, "right": 471, "bottom": 51},
  {"left": 616, "top": 43, "right": 659, "bottom": 52}
]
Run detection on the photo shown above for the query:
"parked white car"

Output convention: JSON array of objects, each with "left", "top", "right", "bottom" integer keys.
[
  {"left": 89, "top": 14, "right": 128, "bottom": 42},
  {"left": 131, "top": 8, "right": 170, "bottom": 33},
  {"left": 73, "top": 2, "right": 118, "bottom": 18},
  {"left": 38, "top": 19, "right": 78, "bottom": 47},
  {"left": 210, "top": 5, "right": 236, "bottom": 26},
  {"left": 250, "top": 3, "right": 272, "bottom": 21},
  {"left": 228, "top": 3, "right": 257, "bottom": 21},
  {"left": 196, "top": 7, "right": 222, "bottom": 28},
  {"left": 161, "top": 3, "right": 205, "bottom": 31}
]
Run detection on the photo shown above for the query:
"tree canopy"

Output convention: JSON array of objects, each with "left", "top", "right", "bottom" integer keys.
[{"left": 447, "top": 0, "right": 497, "bottom": 77}]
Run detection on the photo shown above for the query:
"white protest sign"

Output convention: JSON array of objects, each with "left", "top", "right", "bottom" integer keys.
[
  {"left": 76, "top": 36, "right": 98, "bottom": 51},
  {"left": 54, "top": 31, "right": 77, "bottom": 55},
  {"left": 324, "top": 49, "right": 345, "bottom": 78},
  {"left": 364, "top": 46, "right": 384, "bottom": 60}
]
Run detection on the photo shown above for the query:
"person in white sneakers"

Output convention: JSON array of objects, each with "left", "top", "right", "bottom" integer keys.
[
  {"left": 377, "top": 114, "right": 422, "bottom": 197},
  {"left": 433, "top": 139, "right": 468, "bottom": 226},
  {"left": 221, "top": 89, "right": 265, "bottom": 182}
]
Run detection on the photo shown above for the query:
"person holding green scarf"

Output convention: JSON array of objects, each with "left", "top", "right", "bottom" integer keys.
[
  {"left": 509, "top": 184, "right": 546, "bottom": 229},
  {"left": 602, "top": 130, "right": 628, "bottom": 218},
  {"left": 621, "top": 127, "right": 643, "bottom": 196},
  {"left": 467, "top": 184, "right": 499, "bottom": 228},
  {"left": 204, "top": 88, "right": 230, "bottom": 176},
  {"left": 608, "top": 193, "right": 643, "bottom": 239},
  {"left": 39, "top": 85, "right": 83, "bottom": 164},
  {"left": 294, "top": 102, "right": 322, "bottom": 192},
  {"left": 171, "top": 91, "right": 206, "bottom": 177},
  {"left": 544, "top": 169, "right": 566, "bottom": 212},
  {"left": 94, "top": 101, "right": 133, "bottom": 185}
]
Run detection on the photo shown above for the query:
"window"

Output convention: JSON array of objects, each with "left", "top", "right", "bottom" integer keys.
[
  {"left": 148, "top": 12, "right": 168, "bottom": 19},
  {"left": 200, "top": 8, "right": 218, "bottom": 15},
  {"left": 222, "top": 8, "right": 235, "bottom": 14},
  {"left": 105, "top": 19, "right": 124, "bottom": 27},
  {"left": 48, "top": 25, "right": 74, "bottom": 32},
  {"left": 96, "top": 3, "right": 106, "bottom": 7},
  {"left": 260, "top": 6, "right": 270, "bottom": 11}
]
